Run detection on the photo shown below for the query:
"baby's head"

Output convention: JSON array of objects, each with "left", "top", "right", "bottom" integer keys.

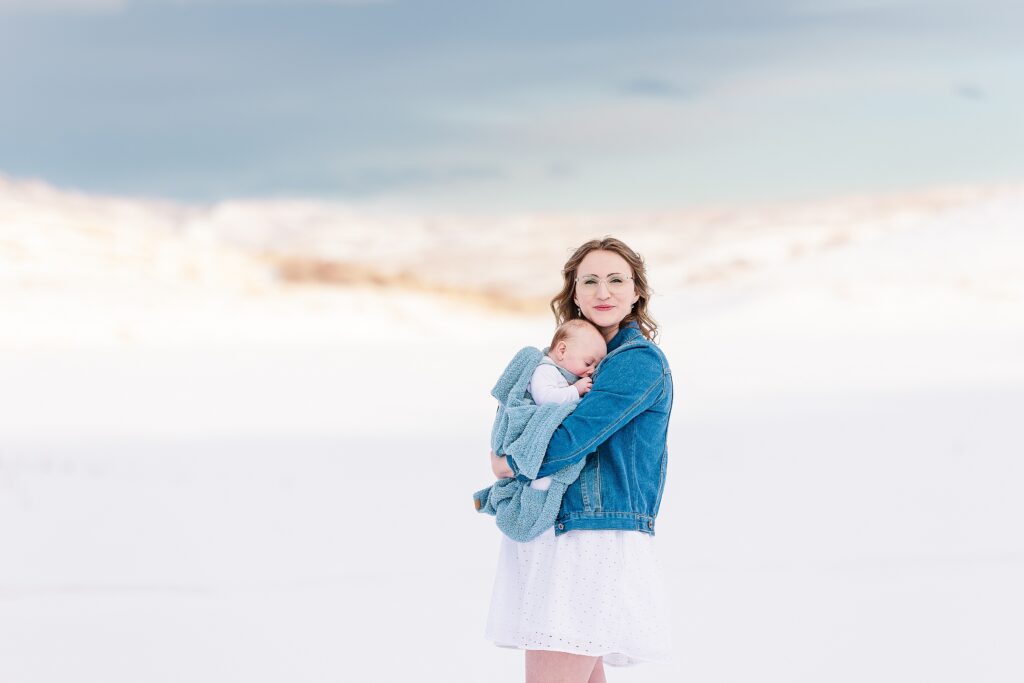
[{"left": 547, "top": 319, "right": 607, "bottom": 378}]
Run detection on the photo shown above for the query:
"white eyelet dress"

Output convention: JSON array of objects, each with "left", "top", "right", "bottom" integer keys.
[{"left": 484, "top": 499, "right": 674, "bottom": 667}]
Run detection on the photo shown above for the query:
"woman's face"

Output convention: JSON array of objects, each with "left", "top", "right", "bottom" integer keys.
[{"left": 573, "top": 250, "right": 640, "bottom": 339}]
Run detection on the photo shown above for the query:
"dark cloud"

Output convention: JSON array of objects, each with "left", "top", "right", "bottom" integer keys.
[
  {"left": 545, "top": 162, "right": 576, "bottom": 179},
  {"left": 335, "top": 164, "right": 506, "bottom": 196},
  {"left": 954, "top": 82, "right": 986, "bottom": 100},
  {"left": 618, "top": 78, "right": 697, "bottom": 99}
]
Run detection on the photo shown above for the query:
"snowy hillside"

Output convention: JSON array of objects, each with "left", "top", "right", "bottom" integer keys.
[{"left": 2, "top": 173, "right": 1023, "bottom": 350}]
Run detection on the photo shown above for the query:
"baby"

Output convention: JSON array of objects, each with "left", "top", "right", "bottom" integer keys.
[
  {"left": 473, "top": 318, "right": 607, "bottom": 534},
  {"left": 527, "top": 318, "right": 607, "bottom": 490}
]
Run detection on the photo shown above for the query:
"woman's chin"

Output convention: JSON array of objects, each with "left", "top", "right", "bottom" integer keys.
[{"left": 586, "top": 309, "right": 623, "bottom": 328}]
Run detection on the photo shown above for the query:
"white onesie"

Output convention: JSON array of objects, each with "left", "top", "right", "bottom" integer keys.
[{"left": 527, "top": 356, "right": 581, "bottom": 491}]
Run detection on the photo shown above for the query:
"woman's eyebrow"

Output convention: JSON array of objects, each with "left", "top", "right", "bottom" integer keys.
[{"left": 579, "top": 272, "right": 628, "bottom": 277}]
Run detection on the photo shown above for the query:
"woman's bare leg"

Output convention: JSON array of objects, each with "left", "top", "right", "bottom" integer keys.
[
  {"left": 586, "top": 657, "right": 607, "bottom": 683},
  {"left": 525, "top": 650, "right": 602, "bottom": 683}
]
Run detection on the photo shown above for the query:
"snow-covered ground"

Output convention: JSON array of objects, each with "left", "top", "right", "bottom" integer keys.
[{"left": 1, "top": 175, "right": 1022, "bottom": 681}]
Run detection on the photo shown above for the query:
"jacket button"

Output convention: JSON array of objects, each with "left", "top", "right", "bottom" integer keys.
[
  {"left": 647, "top": 521, "right": 653, "bottom": 529},
  {"left": 558, "top": 523, "right": 564, "bottom": 530}
]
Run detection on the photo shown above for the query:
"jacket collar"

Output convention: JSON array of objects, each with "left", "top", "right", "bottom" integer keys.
[{"left": 607, "top": 322, "right": 642, "bottom": 352}]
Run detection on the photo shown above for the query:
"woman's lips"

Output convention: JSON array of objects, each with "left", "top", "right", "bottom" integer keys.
[{"left": 593, "top": 305, "right": 615, "bottom": 311}]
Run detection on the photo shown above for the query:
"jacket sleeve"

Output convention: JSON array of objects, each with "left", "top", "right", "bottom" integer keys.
[{"left": 510, "top": 345, "right": 666, "bottom": 480}]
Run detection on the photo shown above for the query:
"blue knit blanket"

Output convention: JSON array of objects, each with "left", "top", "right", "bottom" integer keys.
[{"left": 472, "top": 347, "right": 587, "bottom": 542}]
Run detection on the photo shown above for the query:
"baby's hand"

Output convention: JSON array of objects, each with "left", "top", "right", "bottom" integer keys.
[{"left": 574, "top": 376, "right": 593, "bottom": 396}]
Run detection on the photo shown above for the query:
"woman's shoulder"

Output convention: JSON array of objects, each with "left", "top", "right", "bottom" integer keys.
[
  {"left": 611, "top": 341, "right": 669, "bottom": 367},
  {"left": 610, "top": 326, "right": 669, "bottom": 361},
  {"left": 599, "top": 334, "right": 670, "bottom": 380}
]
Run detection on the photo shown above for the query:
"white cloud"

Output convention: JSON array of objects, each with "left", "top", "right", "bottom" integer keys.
[
  {"left": 0, "top": 0, "right": 126, "bottom": 13},
  {"left": 0, "top": 0, "right": 383, "bottom": 13},
  {"left": 160, "top": 0, "right": 386, "bottom": 5}
]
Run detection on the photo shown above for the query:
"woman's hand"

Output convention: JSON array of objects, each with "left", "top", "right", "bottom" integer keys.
[{"left": 490, "top": 450, "right": 514, "bottom": 479}]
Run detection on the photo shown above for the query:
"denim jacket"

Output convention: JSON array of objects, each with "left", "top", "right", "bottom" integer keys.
[{"left": 506, "top": 324, "right": 673, "bottom": 536}]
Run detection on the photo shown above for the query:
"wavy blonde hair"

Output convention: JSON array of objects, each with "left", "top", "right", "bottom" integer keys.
[{"left": 550, "top": 237, "right": 658, "bottom": 342}]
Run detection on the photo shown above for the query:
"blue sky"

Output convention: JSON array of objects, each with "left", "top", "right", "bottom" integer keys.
[{"left": 1, "top": 0, "right": 1022, "bottom": 210}]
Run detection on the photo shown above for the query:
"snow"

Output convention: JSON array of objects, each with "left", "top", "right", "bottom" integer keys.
[{"left": 1, "top": 175, "right": 1022, "bottom": 681}]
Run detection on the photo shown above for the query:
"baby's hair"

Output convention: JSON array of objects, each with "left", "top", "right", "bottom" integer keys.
[{"left": 549, "top": 318, "right": 603, "bottom": 351}]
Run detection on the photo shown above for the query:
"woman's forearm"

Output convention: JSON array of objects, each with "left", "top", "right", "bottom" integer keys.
[
  {"left": 490, "top": 450, "right": 514, "bottom": 478},
  {"left": 532, "top": 348, "right": 666, "bottom": 478}
]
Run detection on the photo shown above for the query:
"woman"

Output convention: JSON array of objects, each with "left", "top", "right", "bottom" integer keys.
[{"left": 486, "top": 237, "right": 674, "bottom": 683}]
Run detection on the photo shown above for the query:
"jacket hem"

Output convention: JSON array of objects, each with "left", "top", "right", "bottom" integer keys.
[{"left": 553, "top": 512, "right": 656, "bottom": 536}]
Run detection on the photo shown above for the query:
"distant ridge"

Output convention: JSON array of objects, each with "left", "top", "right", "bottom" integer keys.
[{"left": 2, "top": 172, "right": 1022, "bottom": 349}]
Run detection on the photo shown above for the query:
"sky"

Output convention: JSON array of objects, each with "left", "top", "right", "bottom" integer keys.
[{"left": 1, "top": 0, "right": 1023, "bottom": 211}]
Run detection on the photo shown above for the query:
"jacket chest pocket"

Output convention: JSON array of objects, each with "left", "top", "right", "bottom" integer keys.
[{"left": 579, "top": 453, "right": 602, "bottom": 512}]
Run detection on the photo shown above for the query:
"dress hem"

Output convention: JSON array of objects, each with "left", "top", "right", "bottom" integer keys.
[{"left": 487, "top": 638, "right": 671, "bottom": 668}]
